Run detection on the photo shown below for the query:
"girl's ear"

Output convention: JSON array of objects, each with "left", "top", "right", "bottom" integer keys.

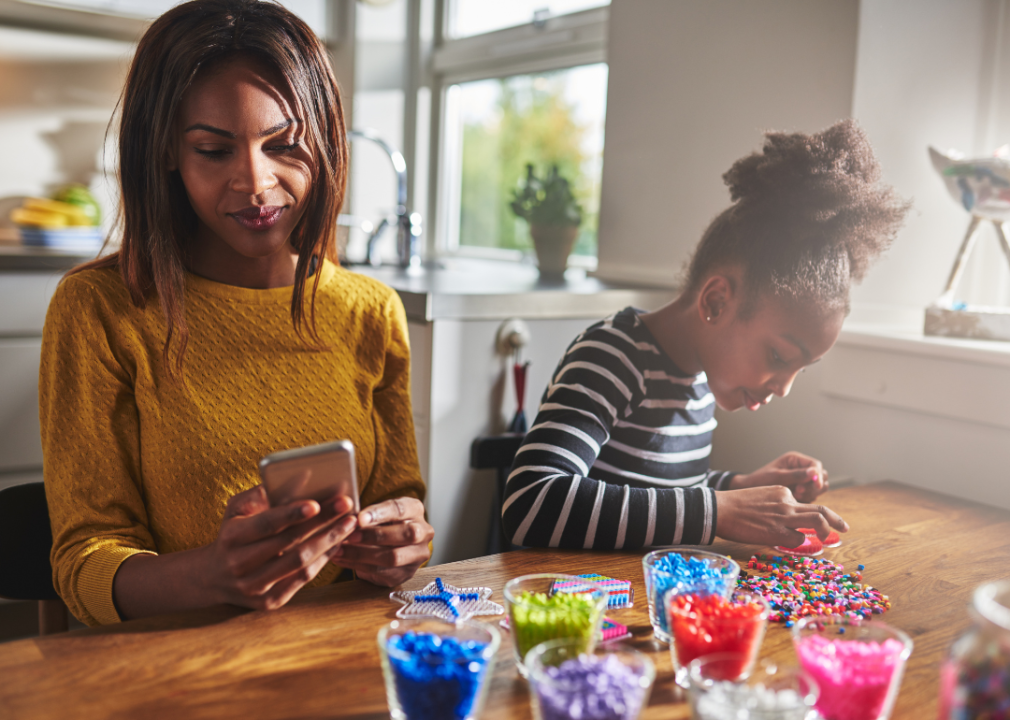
[{"left": 697, "top": 272, "right": 738, "bottom": 325}]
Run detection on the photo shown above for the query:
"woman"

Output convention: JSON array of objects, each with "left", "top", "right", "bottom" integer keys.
[{"left": 39, "top": 0, "right": 432, "bottom": 627}]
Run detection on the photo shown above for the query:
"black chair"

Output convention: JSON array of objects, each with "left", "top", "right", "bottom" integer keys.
[
  {"left": 0, "top": 483, "right": 69, "bottom": 634},
  {"left": 469, "top": 433, "right": 525, "bottom": 555}
]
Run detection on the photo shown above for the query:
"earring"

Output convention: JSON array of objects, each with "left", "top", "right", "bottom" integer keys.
[{"left": 706, "top": 316, "right": 712, "bottom": 323}]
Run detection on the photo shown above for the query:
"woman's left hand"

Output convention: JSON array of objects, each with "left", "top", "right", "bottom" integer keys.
[
  {"left": 729, "top": 451, "right": 828, "bottom": 503},
  {"left": 333, "top": 497, "right": 434, "bottom": 587}
]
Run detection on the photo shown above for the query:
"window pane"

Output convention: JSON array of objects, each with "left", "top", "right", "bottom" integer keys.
[
  {"left": 449, "top": 0, "right": 608, "bottom": 39},
  {"left": 449, "top": 63, "right": 607, "bottom": 258}
]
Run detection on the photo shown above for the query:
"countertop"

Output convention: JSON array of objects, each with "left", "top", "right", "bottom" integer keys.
[
  {"left": 0, "top": 244, "right": 94, "bottom": 272},
  {"left": 348, "top": 257, "right": 676, "bottom": 321},
  {"left": 0, "top": 247, "right": 677, "bottom": 321}
]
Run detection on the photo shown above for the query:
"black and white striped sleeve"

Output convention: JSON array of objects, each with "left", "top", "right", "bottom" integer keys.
[{"left": 501, "top": 332, "right": 718, "bottom": 550}]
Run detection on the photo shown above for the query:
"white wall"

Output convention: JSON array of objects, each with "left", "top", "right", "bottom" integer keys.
[
  {"left": 707, "top": 0, "right": 1010, "bottom": 509},
  {"left": 850, "top": 0, "right": 1010, "bottom": 313},
  {"left": 595, "top": 0, "right": 859, "bottom": 287}
]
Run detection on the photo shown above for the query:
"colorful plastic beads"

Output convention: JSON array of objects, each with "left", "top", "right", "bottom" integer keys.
[
  {"left": 553, "top": 574, "right": 634, "bottom": 609},
  {"left": 532, "top": 655, "right": 651, "bottom": 720},
  {"left": 386, "top": 631, "right": 491, "bottom": 720},
  {"left": 738, "top": 554, "right": 891, "bottom": 623},
  {"left": 795, "top": 635, "right": 906, "bottom": 720},
  {"left": 694, "top": 681, "right": 809, "bottom": 720},
  {"left": 940, "top": 651, "right": 1010, "bottom": 720},
  {"left": 511, "top": 591, "right": 603, "bottom": 661},
  {"left": 667, "top": 594, "right": 767, "bottom": 677}
]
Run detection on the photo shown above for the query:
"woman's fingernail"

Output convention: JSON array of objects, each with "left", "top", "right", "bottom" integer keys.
[
  {"left": 300, "top": 504, "right": 313, "bottom": 518},
  {"left": 361, "top": 512, "right": 373, "bottom": 525}
]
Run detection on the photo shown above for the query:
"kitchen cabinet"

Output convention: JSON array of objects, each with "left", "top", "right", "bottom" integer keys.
[{"left": 0, "top": 259, "right": 71, "bottom": 490}]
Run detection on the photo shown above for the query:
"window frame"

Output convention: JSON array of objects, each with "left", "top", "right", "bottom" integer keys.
[{"left": 420, "top": 2, "right": 609, "bottom": 265}]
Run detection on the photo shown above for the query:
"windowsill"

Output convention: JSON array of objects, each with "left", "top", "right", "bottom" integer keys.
[
  {"left": 824, "top": 303, "right": 1010, "bottom": 431},
  {"left": 840, "top": 303, "right": 1010, "bottom": 369}
]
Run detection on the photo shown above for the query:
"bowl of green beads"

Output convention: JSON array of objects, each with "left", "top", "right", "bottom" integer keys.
[{"left": 503, "top": 573, "right": 610, "bottom": 677}]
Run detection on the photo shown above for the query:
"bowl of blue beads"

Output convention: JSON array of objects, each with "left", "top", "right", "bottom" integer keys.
[
  {"left": 526, "top": 638, "right": 655, "bottom": 720},
  {"left": 641, "top": 549, "right": 740, "bottom": 643},
  {"left": 378, "top": 618, "right": 500, "bottom": 720}
]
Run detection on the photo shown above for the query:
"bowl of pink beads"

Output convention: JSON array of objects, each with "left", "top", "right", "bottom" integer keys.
[{"left": 792, "top": 616, "right": 912, "bottom": 720}]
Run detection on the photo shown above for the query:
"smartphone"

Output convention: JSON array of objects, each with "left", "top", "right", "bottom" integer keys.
[{"left": 258, "top": 439, "right": 360, "bottom": 511}]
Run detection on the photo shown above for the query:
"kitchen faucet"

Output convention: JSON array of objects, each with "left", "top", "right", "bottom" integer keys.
[{"left": 347, "top": 129, "right": 422, "bottom": 268}]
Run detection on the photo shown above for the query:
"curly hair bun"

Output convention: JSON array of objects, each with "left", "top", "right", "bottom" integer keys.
[{"left": 721, "top": 119, "right": 908, "bottom": 282}]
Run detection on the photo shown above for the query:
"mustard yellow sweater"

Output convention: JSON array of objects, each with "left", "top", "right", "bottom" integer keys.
[{"left": 39, "top": 259, "right": 425, "bottom": 626}]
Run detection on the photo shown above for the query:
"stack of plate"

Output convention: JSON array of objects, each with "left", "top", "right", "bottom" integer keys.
[{"left": 19, "top": 227, "right": 105, "bottom": 254}]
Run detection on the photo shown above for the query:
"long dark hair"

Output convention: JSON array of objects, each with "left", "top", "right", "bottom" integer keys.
[
  {"left": 70, "top": 0, "right": 348, "bottom": 370},
  {"left": 685, "top": 120, "right": 909, "bottom": 316}
]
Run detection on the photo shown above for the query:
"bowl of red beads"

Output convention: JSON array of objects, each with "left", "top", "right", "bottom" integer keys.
[{"left": 666, "top": 590, "right": 769, "bottom": 686}]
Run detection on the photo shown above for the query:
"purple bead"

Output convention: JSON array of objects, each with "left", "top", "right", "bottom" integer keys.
[{"left": 535, "top": 655, "right": 648, "bottom": 720}]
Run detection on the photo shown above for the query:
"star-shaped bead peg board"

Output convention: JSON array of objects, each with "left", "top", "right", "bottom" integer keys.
[{"left": 390, "top": 577, "right": 504, "bottom": 622}]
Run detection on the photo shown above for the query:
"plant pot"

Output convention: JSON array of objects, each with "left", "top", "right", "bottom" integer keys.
[{"left": 529, "top": 224, "right": 579, "bottom": 278}]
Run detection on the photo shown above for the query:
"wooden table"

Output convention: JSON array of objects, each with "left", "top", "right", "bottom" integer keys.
[{"left": 1, "top": 481, "right": 1008, "bottom": 719}]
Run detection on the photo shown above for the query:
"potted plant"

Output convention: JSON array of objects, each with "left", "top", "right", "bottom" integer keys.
[{"left": 510, "top": 164, "right": 582, "bottom": 277}]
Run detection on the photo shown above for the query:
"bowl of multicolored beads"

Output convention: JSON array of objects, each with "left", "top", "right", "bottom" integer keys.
[
  {"left": 642, "top": 549, "right": 740, "bottom": 643},
  {"left": 503, "top": 574, "right": 610, "bottom": 676},
  {"left": 526, "top": 638, "right": 655, "bottom": 720},
  {"left": 378, "top": 618, "right": 500, "bottom": 720},
  {"left": 687, "top": 654, "right": 819, "bottom": 720}
]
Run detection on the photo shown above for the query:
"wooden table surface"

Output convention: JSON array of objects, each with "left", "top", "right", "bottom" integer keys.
[{"left": 1, "top": 480, "right": 1008, "bottom": 719}]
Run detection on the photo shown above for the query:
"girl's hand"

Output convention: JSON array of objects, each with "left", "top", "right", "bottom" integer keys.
[
  {"left": 335, "top": 497, "right": 434, "bottom": 587},
  {"left": 714, "top": 485, "right": 849, "bottom": 547},
  {"left": 729, "top": 451, "right": 828, "bottom": 502},
  {"left": 204, "top": 486, "right": 358, "bottom": 611}
]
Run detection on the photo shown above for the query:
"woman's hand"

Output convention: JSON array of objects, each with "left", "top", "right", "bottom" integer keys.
[
  {"left": 203, "top": 486, "right": 358, "bottom": 611},
  {"left": 729, "top": 451, "right": 828, "bottom": 502},
  {"left": 714, "top": 485, "right": 848, "bottom": 548},
  {"left": 335, "top": 497, "right": 434, "bottom": 587},
  {"left": 113, "top": 485, "right": 358, "bottom": 620}
]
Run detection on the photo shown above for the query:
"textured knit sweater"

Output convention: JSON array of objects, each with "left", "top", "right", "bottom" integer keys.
[
  {"left": 502, "top": 307, "right": 734, "bottom": 550},
  {"left": 39, "top": 259, "right": 425, "bottom": 626}
]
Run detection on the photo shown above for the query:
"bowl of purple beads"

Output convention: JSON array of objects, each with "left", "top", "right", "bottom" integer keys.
[
  {"left": 378, "top": 618, "right": 500, "bottom": 720},
  {"left": 525, "top": 638, "right": 655, "bottom": 720}
]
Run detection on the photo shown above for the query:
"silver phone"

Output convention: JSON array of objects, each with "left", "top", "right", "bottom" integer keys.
[{"left": 258, "top": 440, "right": 360, "bottom": 511}]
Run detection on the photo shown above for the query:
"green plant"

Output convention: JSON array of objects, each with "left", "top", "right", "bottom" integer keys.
[{"left": 509, "top": 164, "right": 583, "bottom": 228}]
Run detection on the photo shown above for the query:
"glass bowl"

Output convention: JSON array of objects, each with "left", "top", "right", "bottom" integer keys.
[
  {"left": 667, "top": 589, "right": 769, "bottom": 686},
  {"left": 526, "top": 638, "right": 655, "bottom": 720},
  {"left": 642, "top": 548, "right": 740, "bottom": 642},
  {"left": 688, "top": 654, "right": 819, "bottom": 720},
  {"left": 792, "top": 616, "right": 912, "bottom": 720},
  {"left": 378, "top": 617, "right": 500, "bottom": 720},
  {"left": 503, "top": 573, "right": 610, "bottom": 676}
]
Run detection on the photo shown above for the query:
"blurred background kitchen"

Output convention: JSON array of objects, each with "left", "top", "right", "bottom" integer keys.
[{"left": 1, "top": 0, "right": 1009, "bottom": 636}]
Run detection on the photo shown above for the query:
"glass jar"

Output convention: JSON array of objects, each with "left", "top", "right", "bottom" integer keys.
[{"left": 938, "top": 579, "right": 1010, "bottom": 720}]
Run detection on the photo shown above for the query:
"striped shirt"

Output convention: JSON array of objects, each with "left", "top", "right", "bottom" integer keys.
[{"left": 502, "top": 307, "right": 735, "bottom": 550}]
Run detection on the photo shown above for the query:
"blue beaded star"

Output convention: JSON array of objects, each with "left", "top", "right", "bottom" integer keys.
[{"left": 391, "top": 577, "right": 503, "bottom": 622}]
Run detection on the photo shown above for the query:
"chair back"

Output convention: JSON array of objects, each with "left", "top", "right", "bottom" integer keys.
[
  {"left": 0, "top": 482, "right": 60, "bottom": 601},
  {"left": 470, "top": 434, "right": 525, "bottom": 555}
]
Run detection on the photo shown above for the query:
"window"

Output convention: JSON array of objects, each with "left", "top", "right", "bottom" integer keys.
[
  {"left": 341, "top": 1, "right": 609, "bottom": 265},
  {"left": 426, "top": 1, "right": 610, "bottom": 266},
  {"left": 448, "top": 0, "right": 609, "bottom": 39},
  {"left": 446, "top": 63, "right": 607, "bottom": 259}
]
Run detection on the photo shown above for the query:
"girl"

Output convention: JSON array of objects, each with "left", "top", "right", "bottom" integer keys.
[
  {"left": 502, "top": 121, "right": 908, "bottom": 551},
  {"left": 39, "top": 0, "right": 432, "bottom": 627}
]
